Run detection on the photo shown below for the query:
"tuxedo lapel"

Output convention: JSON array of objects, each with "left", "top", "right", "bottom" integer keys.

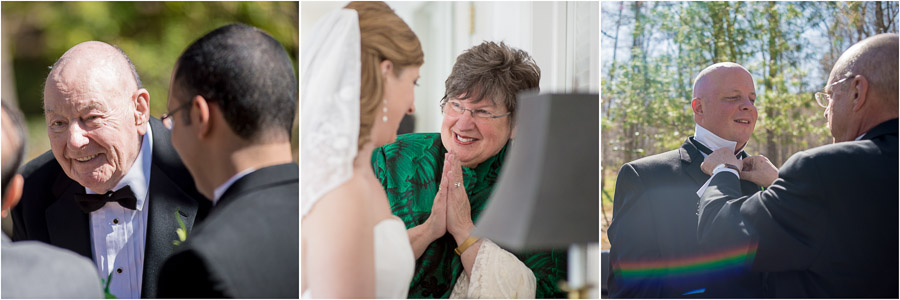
[
  {"left": 45, "top": 176, "right": 92, "bottom": 259},
  {"left": 679, "top": 138, "right": 710, "bottom": 186},
  {"left": 141, "top": 163, "right": 201, "bottom": 298},
  {"left": 140, "top": 117, "right": 206, "bottom": 298}
]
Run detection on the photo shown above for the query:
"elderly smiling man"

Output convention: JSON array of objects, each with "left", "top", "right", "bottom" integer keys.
[
  {"left": 607, "top": 62, "right": 766, "bottom": 298},
  {"left": 11, "top": 41, "right": 208, "bottom": 299}
]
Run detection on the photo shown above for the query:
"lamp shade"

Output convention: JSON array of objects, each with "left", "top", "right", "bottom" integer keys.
[{"left": 473, "top": 93, "right": 599, "bottom": 251}]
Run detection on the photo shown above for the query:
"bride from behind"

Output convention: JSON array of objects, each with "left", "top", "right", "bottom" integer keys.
[{"left": 301, "top": 1, "right": 424, "bottom": 298}]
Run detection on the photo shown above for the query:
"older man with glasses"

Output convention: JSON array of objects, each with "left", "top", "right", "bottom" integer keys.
[{"left": 698, "top": 33, "right": 898, "bottom": 297}]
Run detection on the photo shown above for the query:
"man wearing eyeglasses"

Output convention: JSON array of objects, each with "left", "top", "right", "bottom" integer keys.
[
  {"left": 156, "top": 24, "right": 299, "bottom": 298},
  {"left": 697, "top": 33, "right": 898, "bottom": 297},
  {"left": 607, "top": 62, "right": 767, "bottom": 298},
  {"left": 10, "top": 41, "right": 209, "bottom": 298}
]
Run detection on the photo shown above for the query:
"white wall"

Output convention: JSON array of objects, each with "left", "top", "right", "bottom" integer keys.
[{"left": 301, "top": 1, "right": 599, "bottom": 133}]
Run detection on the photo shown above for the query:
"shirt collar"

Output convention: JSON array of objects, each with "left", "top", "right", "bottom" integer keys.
[
  {"left": 694, "top": 123, "right": 744, "bottom": 156},
  {"left": 213, "top": 167, "right": 257, "bottom": 205},
  {"left": 86, "top": 125, "right": 153, "bottom": 211},
  {"left": 855, "top": 133, "right": 866, "bottom": 141}
]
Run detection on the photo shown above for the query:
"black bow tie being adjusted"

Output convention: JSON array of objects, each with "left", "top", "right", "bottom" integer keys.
[
  {"left": 74, "top": 186, "right": 138, "bottom": 213},
  {"left": 690, "top": 137, "right": 748, "bottom": 159}
]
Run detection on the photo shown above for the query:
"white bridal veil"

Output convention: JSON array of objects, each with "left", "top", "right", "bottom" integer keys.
[{"left": 300, "top": 9, "right": 361, "bottom": 216}]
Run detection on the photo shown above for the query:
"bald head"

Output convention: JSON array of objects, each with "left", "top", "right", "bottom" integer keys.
[
  {"left": 830, "top": 33, "right": 899, "bottom": 109},
  {"left": 45, "top": 41, "right": 141, "bottom": 102},
  {"left": 692, "top": 62, "right": 755, "bottom": 100}
]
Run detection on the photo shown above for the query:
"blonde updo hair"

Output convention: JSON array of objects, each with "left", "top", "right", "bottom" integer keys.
[{"left": 345, "top": 1, "right": 424, "bottom": 149}]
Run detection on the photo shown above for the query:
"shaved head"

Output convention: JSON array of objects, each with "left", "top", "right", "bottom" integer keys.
[
  {"left": 693, "top": 62, "right": 755, "bottom": 101},
  {"left": 825, "top": 33, "right": 899, "bottom": 142},
  {"left": 830, "top": 33, "right": 898, "bottom": 109}
]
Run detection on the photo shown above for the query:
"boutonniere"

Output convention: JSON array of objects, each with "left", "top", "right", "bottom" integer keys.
[
  {"left": 172, "top": 209, "right": 188, "bottom": 246},
  {"left": 100, "top": 273, "right": 116, "bottom": 298}
]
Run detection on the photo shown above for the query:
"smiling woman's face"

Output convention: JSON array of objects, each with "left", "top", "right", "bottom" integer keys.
[{"left": 440, "top": 96, "right": 513, "bottom": 168}]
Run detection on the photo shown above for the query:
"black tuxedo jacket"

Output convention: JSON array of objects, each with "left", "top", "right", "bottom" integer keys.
[
  {"left": 607, "top": 138, "right": 766, "bottom": 298},
  {"left": 698, "top": 119, "right": 899, "bottom": 298},
  {"left": 11, "top": 117, "right": 210, "bottom": 298},
  {"left": 157, "top": 163, "right": 299, "bottom": 298}
]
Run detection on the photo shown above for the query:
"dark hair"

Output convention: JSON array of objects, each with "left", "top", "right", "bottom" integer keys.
[
  {"left": 442, "top": 41, "right": 540, "bottom": 122},
  {"left": 174, "top": 23, "right": 297, "bottom": 141},
  {"left": 2, "top": 100, "right": 27, "bottom": 201}
]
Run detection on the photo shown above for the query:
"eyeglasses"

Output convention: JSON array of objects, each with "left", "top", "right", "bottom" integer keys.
[
  {"left": 440, "top": 100, "right": 510, "bottom": 119},
  {"left": 161, "top": 101, "right": 191, "bottom": 130},
  {"left": 814, "top": 76, "right": 854, "bottom": 108}
]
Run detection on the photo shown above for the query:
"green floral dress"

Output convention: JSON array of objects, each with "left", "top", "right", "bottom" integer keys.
[{"left": 372, "top": 133, "right": 568, "bottom": 298}]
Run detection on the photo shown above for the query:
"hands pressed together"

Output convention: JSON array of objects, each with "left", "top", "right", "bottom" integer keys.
[
  {"left": 700, "top": 148, "right": 779, "bottom": 188},
  {"left": 424, "top": 152, "right": 476, "bottom": 245}
]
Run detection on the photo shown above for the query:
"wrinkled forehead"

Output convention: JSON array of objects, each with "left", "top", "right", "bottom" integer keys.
[{"left": 44, "top": 60, "right": 129, "bottom": 109}]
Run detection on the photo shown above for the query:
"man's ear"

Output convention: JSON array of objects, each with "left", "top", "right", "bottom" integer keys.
[
  {"left": 509, "top": 123, "right": 517, "bottom": 139},
  {"left": 1, "top": 174, "right": 23, "bottom": 218},
  {"left": 851, "top": 75, "right": 869, "bottom": 112},
  {"left": 191, "top": 95, "right": 212, "bottom": 139},
  {"left": 691, "top": 98, "right": 703, "bottom": 122},
  {"left": 133, "top": 88, "right": 151, "bottom": 135}
]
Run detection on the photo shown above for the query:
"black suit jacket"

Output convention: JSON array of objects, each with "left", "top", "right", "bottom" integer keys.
[
  {"left": 157, "top": 163, "right": 299, "bottom": 298},
  {"left": 11, "top": 117, "right": 210, "bottom": 298},
  {"left": 697, "top": 119, "right": 899, "bottom": 298},
  {"left": 607, "top": 138, "right": 765, "bottom": 298}
]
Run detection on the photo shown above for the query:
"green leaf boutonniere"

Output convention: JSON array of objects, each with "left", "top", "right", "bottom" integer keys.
[
  {"left": 100, "top": 273, "right": 116, "bottom": 299},
  {"left": 172, "top": 209, "right": 188, "bottom": 246}
]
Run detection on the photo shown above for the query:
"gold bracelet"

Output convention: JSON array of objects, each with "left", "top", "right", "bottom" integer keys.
[{"left": 454, "top": 236, "right": 480, "bottom": 255}]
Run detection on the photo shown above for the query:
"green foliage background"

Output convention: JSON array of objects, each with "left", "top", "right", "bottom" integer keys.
[{"left": 2, "top": 1, "right": 299, "bottom": 161}]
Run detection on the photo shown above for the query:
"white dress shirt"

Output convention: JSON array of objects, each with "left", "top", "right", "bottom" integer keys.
[
  {"left": 212, "top": 167, "right": 256, "bottom": 206},
  {"left": 693, "top": 124, "right": 745, "bottom": 197},
  {"left": 86, "top": 126, "right": 152, "bottom": 299}
]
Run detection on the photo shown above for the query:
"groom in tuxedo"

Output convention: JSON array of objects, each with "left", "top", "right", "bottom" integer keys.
[
  {"left": 607, "top": 62, "right": 766, "bottom": 297},
  {"left": 156, "top": 24, "right": 299, "bottom": 298},
  {"left": 11, "top": 41, "right": 210, "bottom": 298},
  {"left": 698, "top": 33, "right": 898, "bottom": 298}
]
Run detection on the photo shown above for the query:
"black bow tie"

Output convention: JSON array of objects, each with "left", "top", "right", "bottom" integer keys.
[
  {"left": 74, "top": 186, "right": 138, "bottom": 213},
  {"left": 690, "top": 137, "right": 748, "bottom": 159}
]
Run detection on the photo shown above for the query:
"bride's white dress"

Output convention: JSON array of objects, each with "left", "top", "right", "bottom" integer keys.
[
  {"left": 301, "top": 217, "right": 414, "bottom": 299},
  {"left": 373, "top": 218, "right": 415, "bottom": 298}
]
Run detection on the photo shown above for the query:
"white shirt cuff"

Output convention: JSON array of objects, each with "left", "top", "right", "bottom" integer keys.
[{"left": 696, "top": 165, "right": 740, "bottom": 197}]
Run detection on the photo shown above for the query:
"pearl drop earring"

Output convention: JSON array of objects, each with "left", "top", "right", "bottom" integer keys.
[{"left": 382, "top": 99, "right": 388, "bottom": 123}]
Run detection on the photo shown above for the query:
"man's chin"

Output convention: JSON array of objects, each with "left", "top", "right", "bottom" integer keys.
[{"left": 71, "top": 172, "right": 117, "bottom": 192}]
